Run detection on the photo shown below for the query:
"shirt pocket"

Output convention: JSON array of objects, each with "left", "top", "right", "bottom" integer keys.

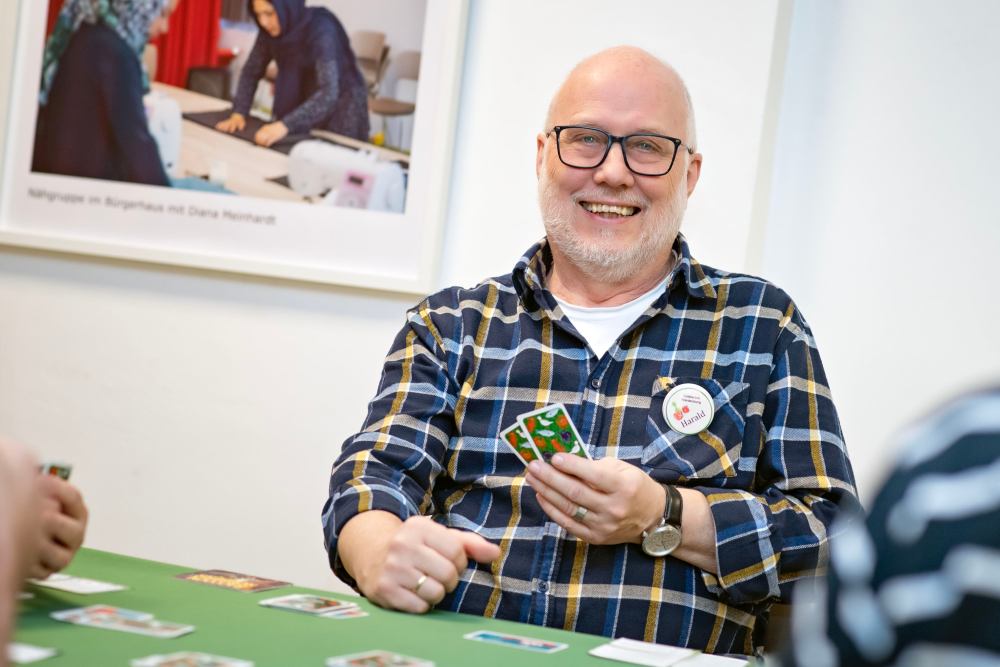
[{"left": 643, "top": 376, "right": 751, "bottom": 479}]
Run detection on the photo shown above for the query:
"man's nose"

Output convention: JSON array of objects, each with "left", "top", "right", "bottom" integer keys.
[{"left": 593, "top": 141, "right": 635, "bottom": 189}]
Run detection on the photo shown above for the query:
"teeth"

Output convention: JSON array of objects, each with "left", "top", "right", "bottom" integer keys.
[{"left": 582, "top": 202, "right": 637, "bottom": 216}]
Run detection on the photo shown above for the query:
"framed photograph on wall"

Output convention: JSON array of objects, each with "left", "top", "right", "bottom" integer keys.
[{"left": 0, "top": 0, "right": 467, "bottom": 294}]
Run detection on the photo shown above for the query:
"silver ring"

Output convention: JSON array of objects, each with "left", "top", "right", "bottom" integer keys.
[
  {"left": 572, "top": 505, "right": 588, "bottom": 522},
  {"left": 413, "top": 574, "right": 428, "bottom": 594}
]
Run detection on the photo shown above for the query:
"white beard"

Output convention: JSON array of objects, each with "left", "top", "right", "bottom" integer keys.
[{"left": 537, "top": 169, "right": 688, "bottom": 285}]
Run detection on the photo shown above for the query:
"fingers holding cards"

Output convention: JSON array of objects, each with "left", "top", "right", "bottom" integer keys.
[{"left": 499, "top": 403, "right": 592, "bottom": 467}]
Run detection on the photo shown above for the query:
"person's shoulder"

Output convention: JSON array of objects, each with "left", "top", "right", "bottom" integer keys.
[
  {"left": 73, "top": 22, "right": 131, "bottom": 57},
  {"left": 71, "top": 23, "right": 139, "bottom": 76},
  {"left": 413, "top": 272, "right": 519, "bottom": 316},
  {"left": 694, "top": 260, "right": 798, "bottom": 311}
]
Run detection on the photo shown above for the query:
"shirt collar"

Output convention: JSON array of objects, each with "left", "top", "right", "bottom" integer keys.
[{"left": 512, "top": 233, "right": 717, "bottom": 313}]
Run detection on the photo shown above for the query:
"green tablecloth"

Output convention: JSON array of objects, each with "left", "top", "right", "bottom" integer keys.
[{"left": 14, "top": 549, "right": 617, "bottom": 666}]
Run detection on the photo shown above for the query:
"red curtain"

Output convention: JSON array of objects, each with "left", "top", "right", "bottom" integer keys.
[
  {"left": 46, "top": 0, "right": 65, "bottom": 36},
  {"left": 153, "top": 0, "right": 222, "bottom": 87}
]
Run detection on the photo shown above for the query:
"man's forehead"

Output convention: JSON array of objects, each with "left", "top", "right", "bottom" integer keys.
[{"left": 549, "top": 58, "right": 687, "bottom": 133}]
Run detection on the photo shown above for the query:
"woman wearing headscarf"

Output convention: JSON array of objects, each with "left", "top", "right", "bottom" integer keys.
[
  {"left": 215, "top": 0, "right": 370, "bottom": 146},
  {"left": 32, "top": 0, "right": 176, "bottom": 186}
]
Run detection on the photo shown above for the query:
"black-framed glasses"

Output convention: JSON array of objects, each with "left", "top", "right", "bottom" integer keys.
[{"left": 547, "top": 125, "right": 694, "bottom": 177}]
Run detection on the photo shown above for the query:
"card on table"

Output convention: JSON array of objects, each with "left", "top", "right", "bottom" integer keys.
[
  {"left": 131, "top": 651, "right": 254, "bottom": 666},
  {"left": 29, "top": 572, "right": 126, "bottom": 594},
  {"left": 322, "top": 607, "right": 370, "bottom": 619},
  {"left": 587, "top": 637, "right": 695, "bottom": 667},
  {"left": 258, "top": 593, "right": 359, "bottom": 616},
  {"left": 325, "top": 649, "right": 434, "bottom": 666},
  {"left": 175, "top": 569, "right": 290, "bottom": 593},
  {"left": 499, "top": 422, "right": 541, "bottom": 464},
  {"left": 463, "top": 629, "right": 568, "bottom": 653},
  {"left": 7, "top": 642, "right": 58, "bottom": 664},
  {"left": 51, "top": 605, "right": 194, "bottom": 638},
  {"left": 517, "top": 403, "right": 591, "bottom": 460},
  {"left": 38, "top": 461, "right": 72, "bottom": 480}
]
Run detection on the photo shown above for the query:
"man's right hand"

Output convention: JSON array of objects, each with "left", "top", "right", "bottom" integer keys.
[
  {"left": 339, "top": 511, "right": 500, "bottom": 614},
  {"left": 215, "top": 113, "right": 246, "bottom": 133}
]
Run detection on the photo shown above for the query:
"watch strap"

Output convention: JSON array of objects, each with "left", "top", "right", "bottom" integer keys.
[{"left": 664, "top": 484, "right": 682, "bottom": 527}]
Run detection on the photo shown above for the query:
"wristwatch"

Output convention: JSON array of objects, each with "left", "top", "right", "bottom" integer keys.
[{"left": 641, "top": 484, "right": 683, "bottom": 557}]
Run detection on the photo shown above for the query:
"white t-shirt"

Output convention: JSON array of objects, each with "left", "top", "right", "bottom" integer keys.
[{"left": 554, "top": 274, "right": 670, "bottom": 359}]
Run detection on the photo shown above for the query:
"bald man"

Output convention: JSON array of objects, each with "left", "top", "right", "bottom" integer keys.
[{"left": 323, "top": 47, "right": 857, "bottom": 656}]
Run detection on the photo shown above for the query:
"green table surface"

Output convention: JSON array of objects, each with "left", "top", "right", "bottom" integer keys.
[{"left": 14, "top": 549, "right": 619, "bottom": 666}]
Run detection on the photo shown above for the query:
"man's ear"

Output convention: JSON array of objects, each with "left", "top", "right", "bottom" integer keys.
[
  {"left": 536, "top": 133, "right": 547, "bottom": 178},
  {"left": 685, "top": 152, "right": 702, "bottom": 197}
]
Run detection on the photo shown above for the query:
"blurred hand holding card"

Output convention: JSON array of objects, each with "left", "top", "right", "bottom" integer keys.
[
  {"left": 517, "top": 404, "right": 591, "bottom": 460},
  {"left": 175, "top": 569, "right": 289, "bottom": 593},
  {"left": 29, "top": 573, "right": 126, "bottom": 594}
]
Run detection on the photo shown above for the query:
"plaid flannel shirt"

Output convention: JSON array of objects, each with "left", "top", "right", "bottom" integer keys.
[{"left": 323, "top": 235, "right": 858, "bottom": 655}]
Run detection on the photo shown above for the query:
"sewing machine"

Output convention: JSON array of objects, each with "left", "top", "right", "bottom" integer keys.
[{"left": 287, "top": 140, "right": 406, "bottom": 213}]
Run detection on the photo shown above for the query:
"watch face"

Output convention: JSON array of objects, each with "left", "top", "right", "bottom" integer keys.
[{"left": 642, "top": 525, "right": 682, "bottom": 557}]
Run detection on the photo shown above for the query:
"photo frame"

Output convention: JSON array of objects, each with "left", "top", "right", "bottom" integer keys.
[{"left": 0, "top": 0, "right": 467, "bottom": 294}]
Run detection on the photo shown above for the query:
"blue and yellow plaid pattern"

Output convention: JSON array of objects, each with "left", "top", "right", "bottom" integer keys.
[{"left": 323, "top": 235, "right": 858, "bottom": 655}]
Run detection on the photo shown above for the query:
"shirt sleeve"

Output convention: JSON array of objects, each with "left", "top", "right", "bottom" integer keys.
[
  {"left": 279, "top": 58, "right": 340, "bottom": 134},
  {"left": 321, "top": 301, "right": 455, "bottom": 587},
  {"left": 695, "top": 305, "right": 859, "bottom": 605},
  {"left": 231, "top": 38, "right": 270, "bottom": 117}
]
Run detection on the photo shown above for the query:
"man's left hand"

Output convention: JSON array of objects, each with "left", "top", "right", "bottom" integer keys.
[
  {"left": 29, "top": 476, "right": 88, "bottom": 579},
  {"left": 254, "top": 121, "right": 289, "bottom": 147},
  {"left": 525, "top": 454, "right": 663, "bottom": 545}
]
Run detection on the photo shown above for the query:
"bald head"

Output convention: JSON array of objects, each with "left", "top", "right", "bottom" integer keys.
[{"left": 545, "top": 46, "right": 696, "bottom": 149}]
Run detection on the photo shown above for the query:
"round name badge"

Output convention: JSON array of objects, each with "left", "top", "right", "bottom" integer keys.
[{"left": 663, "top": 383, "right": 715, "bottom": 435}]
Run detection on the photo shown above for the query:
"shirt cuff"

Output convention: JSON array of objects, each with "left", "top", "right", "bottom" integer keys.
[{"left": 694, "top": 487, "right": 782, "bottom": 605}]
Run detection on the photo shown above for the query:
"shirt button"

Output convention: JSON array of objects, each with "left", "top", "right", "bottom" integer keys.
[
  {"left": 537, "top": 581, "right": 549, "bottom": 593},
  {"left": 590, "top": 378, "right": 601, "bottom": 389}
]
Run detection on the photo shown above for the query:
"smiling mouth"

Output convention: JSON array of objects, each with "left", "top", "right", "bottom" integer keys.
[{"left": 580, "top": 201, "right": 639, "bottom": 218}]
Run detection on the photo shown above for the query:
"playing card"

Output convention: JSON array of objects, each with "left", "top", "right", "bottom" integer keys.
[
  {"left": 51, "top": 604, "right": 152, "bottom": 623},
  {"left": 258, "top": 593, "right": 359, "bottom": 615},
  {"left": 517, "top": 404, "right": 591, "bottom": 460},
  {"left": 587, "top": 637, "right": 695, "bottom": 666},
  {"left": 463, "top": 629, "right": 568, "bottom": 653},
  {"left": 322, "top": 607, "right": 369, "bottom": 619},
  {"left": 6, "top": 642, "right": 58, "bottom": 664},
  {"left": 38, "top": 461, "right": 72, "bottom": 480},
  {"left": 131, "top": 651, "right": 254, "bottom": 666},
  {"left": 175, "top": 569, "right": 290, "bottom": 593},
  {"left": 51, "top": 605, "right": 194, "bottom": 638},
  {"left": 499, "top": 422, "right": 541, "bottom": 464},
  {"left": 325, "top": 650, "right": 433, "bottom": 667},
  {"left": 29, "top": 573, "right": 126, "bottom": 594}
]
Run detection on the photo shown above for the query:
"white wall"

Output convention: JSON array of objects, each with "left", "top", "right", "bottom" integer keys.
[
  {"left": 19, "top": 0, "right": 990, "bottom": 595},
  {"left": 760, "top": 0, "right": 1000, "bottom": 500}
]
